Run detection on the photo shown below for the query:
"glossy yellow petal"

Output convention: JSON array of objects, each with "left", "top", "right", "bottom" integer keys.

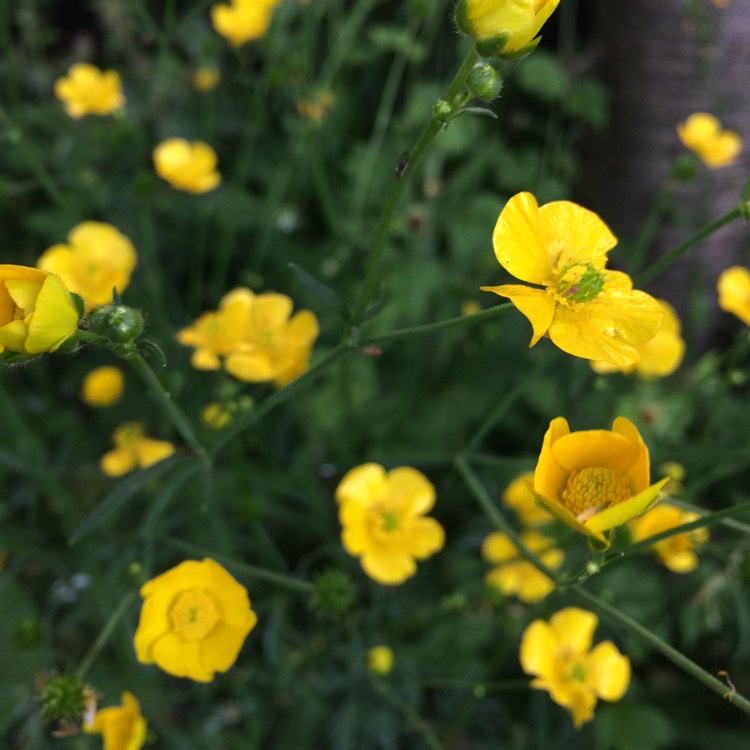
[
  {"left": 253, "top": 293, "right": 293, "bottom": 330},
  {"left": 100, "top": 448, "right": 137, "bottom": 477},
  {"left": 718, "top": 266, "right": 750, "bottom": 325},
  {"left": 491, "top": 192, "right": 552, "bottom": 284},
  {"left": 134, "top": 438, "right": 175, "bottom": 469},
  {"left": 588, "top": 641, "right": 631, "bottom": 701},
  {"left": 551, "top": 429, "right": 640, "bottom": 473},
  {"left": 534, "top": 417, "right": 570, "bottom": 503},
  {"left": 200, "top": 619, "right": 257, "bottom": 674},
  {"left": 336, "top": 463, "right": 387, "bottom": 505},
  {"left": 549, "top": 607, "right": 598, "bottom": 654},
  {"left": 407, "top": 517, "right": 445, "bottom": 558},
  {"left": 151, "top": 631, "right": 213, "bottom": 681},
  {"left": 586, "top": 477, "right": 669, "bottom": 533},
  {"left": 224, "top": 351, "right": 275, "bottom": 381},
  {"left": 481, "top": 284, "right": 555, "bottom": 346},
  {"left": 612, "top": 416, "right": 649, "bottom": 491},
  {"left": 534, "top": 491, "right": 609, "bottom": 545},
  {"left": 387, "top": 467, "right": 436, "bottom": 515},
  {"left": 285, "top": 310, "right": 320, "bottom": 345},
  {"left": 361, "top": 549, "right": 416, "bottom": 585},
  {"left": 519, "top": 619, "right": 555, "bottom": 676}
]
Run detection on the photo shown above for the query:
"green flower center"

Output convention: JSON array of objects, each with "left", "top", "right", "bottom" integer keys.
[
  {"left": 556, "top": 262, "right": 605, "bottom": 303},
  {"left": 569, "top": 661, "right": 587, "bottom": 682},
  {"left": 562, "top": 466, "right": 632, "bottom": 520},
  {"left": 381, "top": 510, "right": 399, "bottom": 533},
  {"left": 169, "top": 589, "right": 220, "bottom": 640}
]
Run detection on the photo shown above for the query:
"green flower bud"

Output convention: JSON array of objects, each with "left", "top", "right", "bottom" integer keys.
[
  {"left": 38, "top": 674, "right": 89, "bottom": 725},
  {"left": 467, "top": 62, "right": 503, "bottom": 102},
  {"left": 88, "top": 304, "right": 144, "bottom": 343},
  {"left": 433, "top": 99, "right": 453, "bottom": 123},
  {"left": 309, "top": 569, "right": 355, "bottom": 617}
]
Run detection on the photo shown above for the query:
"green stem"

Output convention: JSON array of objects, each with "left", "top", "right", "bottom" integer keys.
[
  {"left": 352, "top": 46, "right": 480, "bottom": 323},
  {"left": 0, "top": 104, "right": 76, "bottom": 214},
  {"left": 454, "top": 455, "right": 558, "bottom": 581},
  {"left": 364, "top": 302, "right": 513, "bottom": 345},
  {"left": 76, "top": 591, "right": 137, "bottom": 679},
  {"left": 164, "top": 537, "right": 314, "bottom": 593},
  {"left": 373, "top": 680, "right": 446, "bottom": 750},
  {"left": 572, "top": 585, "right": 750, "bottom": 716},
  {"left": 635, "top": 207, "right": 741, "bottom": 287}
]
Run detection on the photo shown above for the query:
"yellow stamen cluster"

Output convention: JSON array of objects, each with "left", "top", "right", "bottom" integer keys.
[{"left": 562, "top": 467, "right": 632, "bottom": 518}]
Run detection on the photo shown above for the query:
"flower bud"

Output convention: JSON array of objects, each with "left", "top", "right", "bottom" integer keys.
[
  {"left": 433, "top": 99, "right": 453, "bottom": 123},
  {"left": 467, "top": 62, "right": 503, "bottom": 102},
  {"left": 309, "top": 569, "right": 355, "bottom": 617},
  {"left": 88, "top": 304, "right": 144, "bottom": 343},
  {"left": 38, "top": 674, "right": 90, "bottom": 726}
]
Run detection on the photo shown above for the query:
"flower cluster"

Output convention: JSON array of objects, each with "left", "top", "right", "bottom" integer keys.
[
  {"left": 99, "top": 423, "right": 175, "bottom": 477},
  {"left": 211, "top": 0, "right": 280, "bottom": 47},
  {"left": 178, "top": 288, "right": 319, "bottom": 387},
  {"left": 134, "top": 558, "right": 257, "bottom": 682},
  {"left": 677, "top": 112, "right": 743, "bottom": 168},
  {"left": 335, "top": 463, "right": 445, "bottom": 585},
  {"left": 482, "top": 192, "right": 663, "bottom": 367},
  {"left": 36, "top": 222, "right": 137, "bottom": 312},
  {"left": 520, "top": 607, "right": 630, "bottom": 728},
  {"left": 54, "top": 63, "right": 125, "bottom": 118}
]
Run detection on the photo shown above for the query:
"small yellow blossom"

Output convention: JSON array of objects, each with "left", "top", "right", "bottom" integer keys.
[
  {"left": 533, "top": 417, "right": 669, "bottom": 549},
  {"left": 193, "top": 66, "right": 220, "bottom": 92},
  {"left": 502, "top": 471, "right": 552, "bottom": 526},
  {"left": 297, "top": 91, "right": 335, "bottom": 123},
  {"left": 211, "top": 0, "right": 280, "bottom": 47},
  {"left": 36, "top": 222, "right": 137, "bottom": 312},
  {"left": 677, "top": 113, "right": 743, "bottom": 168},
  {"left": 367, "top": 645, "right": 394, "bottom": 675},
  {"left": 178, "top": 288, "right": 319, "bottom": 387},
  {"left": 335, "top": 463, "right": 445, "bottom": 585},
  {"left": 590, "top": 299, "right": 685, "bottom": 378},
  {"left": 153, "top": 138, "right": 221, "bottom": 194},
  {"left": 100, "top": 423, "right": 175, "bottom": 477},
  {"left": 201, "top": 402, "right": 232, "bottom": 430},
  {"left": 0, "top": 265, "right": 80, "bottom": 354},
  {"left": 481, "top": 192, "right": 663, "bottom": 367},
  {"left": 482, "top": 530, "right": 562, "bottom": 602},
  {"left": 83, "top": 692, "right": 146, "bottom": 750},
  {"left": 456, "top": 0, "right": 560, "bottom": 57},
  {"left": 520, "top": 607, "right": 630, "bottom": 728},
  {"left": 631, "top": 504, "right": 708, "bottom": 573},
  {"left": 461, "top": 300, "right": 482, "bottom": 316},
  {"left": 718, "top": 266, "right": 750, "bottom": 325},
  {"left": 54, "top": 63, "right": 125, "bottom": 118},
  {"left": 134, "top": 558, "right": 257, "bottom": 682},
  {"left": 81, "top": 366, "right": 125, "bottom": 407}
]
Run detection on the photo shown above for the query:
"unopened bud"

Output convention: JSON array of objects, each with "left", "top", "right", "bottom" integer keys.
[
  {"left": 88, "top": 305, "right": 144, "bottom": 344},
  {"left": 467, "top": 62, "right": 503, "bottom": 102}
]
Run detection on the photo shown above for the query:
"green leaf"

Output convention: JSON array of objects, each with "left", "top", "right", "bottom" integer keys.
[{"left": 288, "top": 262, "right": 351, "bottom": 320}]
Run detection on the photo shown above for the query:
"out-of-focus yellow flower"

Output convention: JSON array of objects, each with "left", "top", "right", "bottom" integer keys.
[
  {"left": 83, "top": 692, "right": 146, "bottom": 750},
  {"left": 631, "top": 504, "right": 708, "bottom": 573},
  {"left": 0, "top": 265, "right": 80, "bottom": 354},
  {"left": 178, "top": 288, "right": 319, "bottom": 387},
  {"left": 81, "top": 365, "right": 124, "bottom": 407},
  {"left": 211, "top": 0, "right": 280, "bottom": 47},
  {"left": 677, "top": 113, "right": 742, "bottom": 168},
  {"left": 533, "top": 417, "right": 669, "bottom": 549},
  {"left": 520, "top": 607, "right": 630, "bottom": 728},
  {"left": 54, "top": 63, "right": 125, "bottom": 119},
  {"left": 712, "top": 0, "right": 731, "bottom": 7},
  {"left": 367, "top": 645, "right": 394, "bottom": 675},
  {"left": 461, "top": 300, "right": 482, "bottom": 316},
  {"left": 201, "top": 402, "right": 232, "bottom": 430},
  {"left": 297, "top": 91, "right": 335, "bottom": 123},
  {"left": 718, "top": 266, "right": 750, "bottom": 325},
  {"left": 99, "top": 423, "right": 175, "bottom": 477},
  {"left": 482, "top": 529, "right": 562, "bottom": 602},
  {"left": 590, "top": 299, "right": 685, "bottom": 378},
  {"left": 36, "top": 222, "right": 137, "bottom": 312},
  {"left": 455, "top": 0, "right": 560, "bottom": 57},
  {"left": 502, "top": 471, "right": 552, "bottom": 526},
  {"left": 134, "top": 558, "right": 257, "bottom": 682},
  {"left": 481, "top": 192, "right": 662, "bottom": 368},
  {"left": 153, "top": 138, "right": 221, "bottom": 194},
  {"left": 335, "top": 463, "right": 445, "bottom": 585},
  {"left": 193, "top": 66, "right": 220, "bottom": 92}
]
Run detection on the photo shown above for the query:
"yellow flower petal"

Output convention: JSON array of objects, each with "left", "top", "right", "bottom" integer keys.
[
  {"left": 588, "top": 641, "right": 631, "bottom": 701},
  {"left": 481, "top": 284, "right": 555, "bottom": 346},
  {"left": 549, "top": 607, "right": 598, "bottom": 654},
  {"left": 336, "top": 463, "right": 388, "bottom": 505},
  {"left": 718, "top": 266, "right": 750, "bottom": 325},
  {"left": 586, "top": 477, "right": 669, "bottom": 533}
]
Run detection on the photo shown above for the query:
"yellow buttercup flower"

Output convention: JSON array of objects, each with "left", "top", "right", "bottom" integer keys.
[
  {"left": 335, "top": 463, "right": 445, "bottom": 585},
  {"left": 0, "top": 265, "right": 81, "bottom": 354},
  {"left": 153, "top": 138, "right": 221, "bottom": 194},
  {"left": 533, "top": 417, "right": 669, "bottom": 549},
  {"left": 81, "top": 365, "right": 125, "bottom": 407},
  {"left": 482, "top": 529, "right": 562, "bottom": 603},
  {"left": 631, "top": 504, "right": 708, "bottom": 573},
  {"left": 36, "top": 222, "right": 137, "bottom": 312},
  {"left": 54, "top": 63, "right": 125, "bottom": 119},
  {"left": 677, "top": 113, "right": 742, "bottom": 168},
  {"left": 134, "top": 558, "right": 257, "bottom": 682},
  {"left": 455, "top": 0, "right": 560, "bottom": 57},
  {"left": 481, "top": 193, "right": 663, "bottom": 367},
  {"left": 178, "top": 288, "right": 319, "bottom": 387},
  {"left": 201, "top": 402, "right": 232, "bottom": 430},
  {"left": 717, "top": 266, "right": 750, "bottom": 325},
  {"left": 83, "top": 691, "right": 146, "bottom": 750},
  {"left": 520, "top": 607, "right": 630, "bottom": 728},
  {"left": 297, "top": 91, "right": 335, "bottom": 123},
  {"left": 502, "top": 471, "right": 552, "bottom": 526},
  {"left": 590, "top": 299, "right": 685, "bottom": 378},
  {"left": 211, "top": 0, "right": 280, "bottom": 47},
  {"left": 367, "top": 645, "right": 394, "bottom": 675},
  {"left": 99, "top": 423, "right": 175, "bottom": 477},
  {"left": 193, "top": 66, "right": 220, "bottom": 92}
]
